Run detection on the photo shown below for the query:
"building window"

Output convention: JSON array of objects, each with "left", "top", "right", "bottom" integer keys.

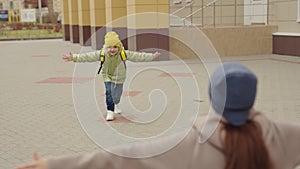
[{"left": 9, "top": 1, "right": 14, "bottom": 9}]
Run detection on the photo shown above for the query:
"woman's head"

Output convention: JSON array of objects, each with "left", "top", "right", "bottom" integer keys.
[
  {"left": 104, "top": 31, "right": 121, "bottom": 56},
  {"left": 209, "top": 62, "right": 257, "bottom": 126},
  {"left": 209, "top": 63, "right": 273, "bottom": 169}
]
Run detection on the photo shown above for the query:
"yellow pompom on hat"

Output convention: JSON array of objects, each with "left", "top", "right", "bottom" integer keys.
[{"left": 104, "top": 31, "right": 121, "bottom": 48}]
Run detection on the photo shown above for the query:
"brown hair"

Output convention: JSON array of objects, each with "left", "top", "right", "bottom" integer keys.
[{"left": 221, "top": 120, "right": 274, "bottom": 169}]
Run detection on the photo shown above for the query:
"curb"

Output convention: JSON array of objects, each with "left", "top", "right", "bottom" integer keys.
[{"left": 0, "top": 37, "right": 62, "bottom": 41}]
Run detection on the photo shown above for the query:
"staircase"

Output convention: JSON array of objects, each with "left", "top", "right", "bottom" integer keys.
[{"left": 169, "top": 0, "right": 269, "bottom": 27}]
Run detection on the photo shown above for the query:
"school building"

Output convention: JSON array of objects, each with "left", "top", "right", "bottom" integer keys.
[{"left": 61, "top": 0, "right": 300, "bottom": 59}]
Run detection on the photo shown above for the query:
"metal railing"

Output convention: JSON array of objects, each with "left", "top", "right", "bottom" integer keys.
[
  {"left": 170, "top": 0, "right": 270, "bottom": 27},
  {"left": 182, "top": 0, "right": 219, "bottom": 25},
  {"left": 171, "top": 1, "right": 194, "bottom": 15}
]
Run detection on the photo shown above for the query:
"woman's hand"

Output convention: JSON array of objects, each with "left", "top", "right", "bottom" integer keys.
[
  {"left": 62, "top": 52, "right": 73, "bottom": 62},
  {"left": 16, "top": 152, "right": 48, "bottom": 169}
]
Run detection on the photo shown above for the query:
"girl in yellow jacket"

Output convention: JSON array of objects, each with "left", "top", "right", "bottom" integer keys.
[{"left": 62, "top": 31, "right": 160, "bottom": 121}]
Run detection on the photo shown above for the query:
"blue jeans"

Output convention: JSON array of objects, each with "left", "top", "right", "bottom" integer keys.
[{"left": 104, "top": 82, "right": 123, "bottom": 111}]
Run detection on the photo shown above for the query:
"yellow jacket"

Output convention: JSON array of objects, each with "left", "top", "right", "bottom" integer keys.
[{"left": 73, "top": 45, "right": 154, "bottom": 83}]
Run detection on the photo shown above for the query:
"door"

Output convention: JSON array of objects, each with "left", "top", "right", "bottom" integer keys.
[
  {"left": 251, "top": 0, "right": 267, "bottom": 24},
  {"left": 244, "top": 0, "right": 268, "bottom": 25}
]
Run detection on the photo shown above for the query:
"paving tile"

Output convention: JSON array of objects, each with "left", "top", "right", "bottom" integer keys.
[{"left": 1, "top": 40, "right": 300, "bottom": 169}]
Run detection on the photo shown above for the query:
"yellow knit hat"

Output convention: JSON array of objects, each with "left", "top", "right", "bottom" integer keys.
[{"left": 104, "top": 31, "right": 121, "bottom": 48}]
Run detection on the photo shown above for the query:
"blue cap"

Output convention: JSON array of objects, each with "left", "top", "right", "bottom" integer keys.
[{"left": 209, "top": 62, "right": 257, "bottom": 126}]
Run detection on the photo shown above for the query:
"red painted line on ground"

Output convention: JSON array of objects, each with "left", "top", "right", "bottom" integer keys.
[
  {"left": 130, "top": 57, "right": 300, "bottom": 68},
  {"left": 187, "top": 58, "right": 271, "bottom": 64},
  {"left": 122, "top": 91, "right": 141, "bottom": 96},
  {"left": 159, "top": 72, "right": 196, "bottom": 77},
  {"left": 128, "top": 58, "right": 272, "bottom": 67},
  {"left": 269, "top": 57, "right": 300, "bottom": 64},
  {"left": 32, "top": 55, "right": 50, "bottom": 57},
  {"left": 36, "top": 77, "right": 94, "bottom": 84},
  {"left": 97, "top": 115, "right": 135, "bottom": 123},
  {"left": 102, "top": 91, "right": 142, "bottom": 97}
]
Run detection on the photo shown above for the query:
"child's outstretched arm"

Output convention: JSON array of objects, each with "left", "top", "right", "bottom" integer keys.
[
  {"left": 62, "top": 51, "right": 101, "bottom": 63},
  {"left": 126, "top": 50, "right": 161, "bottom": 62},
  {"left": 16, "top": 128, "right": 197, "bottom": 169},
  {"left": 62, "top": 52, "right": 73, "bottom": 62},
  {"left": 153, "top": 51, "right": 160, "bottom": 60}
]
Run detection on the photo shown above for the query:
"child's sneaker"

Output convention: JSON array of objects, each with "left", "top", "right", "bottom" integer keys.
[
  {"left": 114, "top": 104, "right": 122, "bottom": 114},
  {"left": 106, "top": 110, "right": 115, "bottom": 121}
]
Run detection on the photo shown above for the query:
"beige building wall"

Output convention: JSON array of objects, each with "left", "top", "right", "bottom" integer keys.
[
  {"left": 127, "top": 0, "right": 170, "bottom": 60},
  {"left": 90, "top": 0, "right": 106, "bottom": 27},
  {"left": 202, "top": 25, "right": 278, "bottom": 56},
  {"left": 170, "top": 25, "right": 278, "bottom": 58},
  {"left": 106, "top": 0, "right": 128, "bottom": 48},
  {"left": 90, "top": 0, "right": 106, "bottom": 49},
  {"left": 268, "top": 0, "right": 300, "bottom": 56},
  {"left": 59, "top": 0, "right": 298, "bottom": 56},
  {"left": 269, "top": 0, "right": 300, "bottom": 33},
  {"left": 68, "top": 0, "right": 79, "bottom": 43},
  {"left": 127, "top": 0, "right": 169, "bottom": 29},
  {"left": 62, "top": 0, "right": 70, "bottom": 41},
  {"left": 78, "top": 0, "right": 91, "bottom": 46},
  {"left": 106, "top": 0, "right": 127, "bottom": 28},
  {"left": 170, "top": 0, "right": 299, "bottom": 32}
]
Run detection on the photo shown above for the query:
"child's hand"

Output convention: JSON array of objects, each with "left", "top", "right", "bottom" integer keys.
[
  {"left": 153, "top": 51, "right": 160, "bottom": 60},
  {"left": 16, "top": 152, "right": 48, "bottom": 169},
  {"left": 62, "top": 52, "right": 73, "bottom": 62}
]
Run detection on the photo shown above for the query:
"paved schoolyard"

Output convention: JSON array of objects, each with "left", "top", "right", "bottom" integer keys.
[{"left": 0, "top": 39, "right": 300, "bottom": 168}]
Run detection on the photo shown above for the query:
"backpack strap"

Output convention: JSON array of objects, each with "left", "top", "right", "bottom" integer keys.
[
  {"left": 97, "top": 49, "right": 105, "bottom": 74},
  {"left": 97, "top": 47, "right": 127, "bottom": 74},
  {"left": 120, "top": 47, "right": 127, "bottom": 69}
]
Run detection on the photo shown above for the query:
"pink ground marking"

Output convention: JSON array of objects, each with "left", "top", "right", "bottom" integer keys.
[
  {"left": 159, "top": 72, "right": 196, "bottom": 77},
  {"left": 97, "top": 115, "right": 135, "bottom": 123},
  {"left": 101, "top": 91, "right": 142, "bottom": 97},
  {"left": 36, "top": 77, "right": 94, "bottom": 84},
  {"left": 32, "top": 55, "right": 50, "bottom": 57}
]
